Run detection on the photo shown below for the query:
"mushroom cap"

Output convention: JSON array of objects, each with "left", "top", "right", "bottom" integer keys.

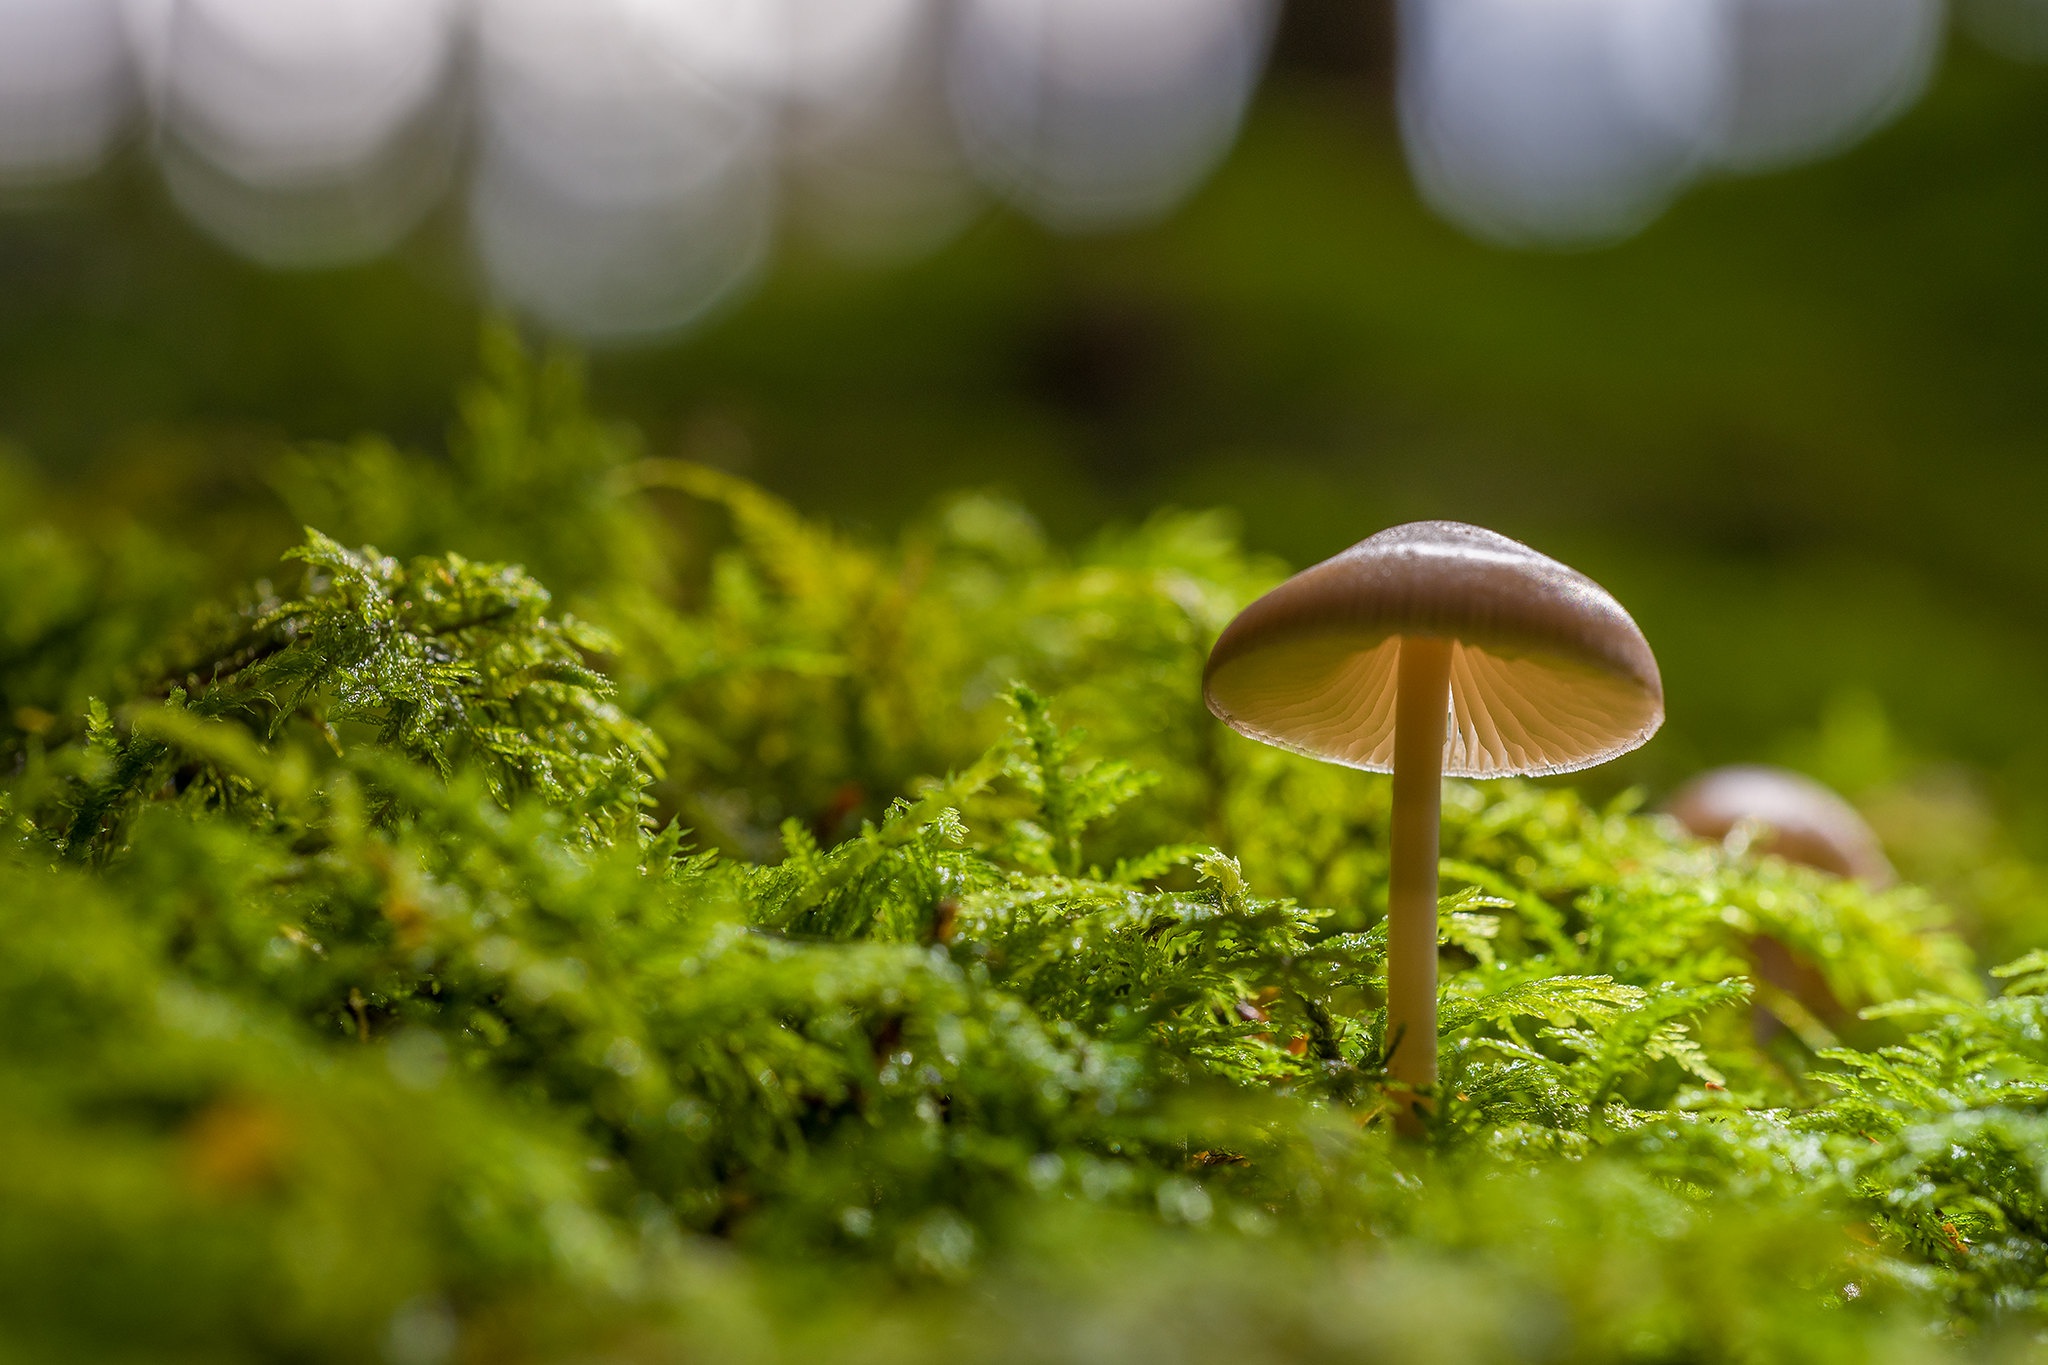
[
  {"left": 1664, "top": 764, "right": 1895, "bottom": 888},
  {"left": 1203, "top": 521, "right": 1663, "bottom": 777}
]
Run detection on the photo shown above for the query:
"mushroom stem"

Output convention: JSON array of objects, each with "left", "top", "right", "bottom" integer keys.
[{"left": 1387, "top": 633, "right": 1452, "bottom": 1136}]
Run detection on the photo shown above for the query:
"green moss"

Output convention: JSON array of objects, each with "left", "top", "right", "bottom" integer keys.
[{"left": 1, "top": 335, "right": 2043, "bottom": 1362}]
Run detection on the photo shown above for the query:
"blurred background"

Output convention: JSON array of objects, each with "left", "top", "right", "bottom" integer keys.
[{"left": 5, "top": 0, "right": 2048, "bottom": 947}]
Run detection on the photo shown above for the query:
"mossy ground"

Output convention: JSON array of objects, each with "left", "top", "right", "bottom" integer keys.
[{"left": 4, "top": 334, "right": 2047, "bottom": 1363}]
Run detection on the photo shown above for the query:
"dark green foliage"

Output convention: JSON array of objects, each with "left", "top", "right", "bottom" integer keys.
[
  {"left": 6, "top": 338, "right": 2048, "bottom": 1362},
  {"left": 16, "top": 525, "right": 658, "bottom": 862}
]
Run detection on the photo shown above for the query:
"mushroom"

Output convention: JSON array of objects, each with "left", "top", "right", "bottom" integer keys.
[
  {"left": 1664, "top": 765, "right": 1894, "bottom": 888},
  {"left": 1203, "top": 521, "right": 1663, "bottom": 1132},
  {"left": 1664, "top": 764, "right": 1894, "bottom": 1046}
]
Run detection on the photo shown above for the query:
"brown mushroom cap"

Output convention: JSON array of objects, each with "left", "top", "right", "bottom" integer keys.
[
  {"left": 1664, "top": 765, "right": 1895, "bottom": 887},
  {"left": 1203, "top": 521, "right": 1663, "bottom": 777}
]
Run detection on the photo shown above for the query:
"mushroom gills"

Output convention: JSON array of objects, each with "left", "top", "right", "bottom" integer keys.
[{"left": 1205, "top": 631, "right": 1662, "bottom": 777}]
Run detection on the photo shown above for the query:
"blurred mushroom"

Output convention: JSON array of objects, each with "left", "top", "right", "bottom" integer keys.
[
  {"left": 1665, "top": 764, "right": 1894, "bottom": 887},
  {"left": 1665, "top": 763, "right": 1894, "bottom": 1048},
  {"left": 1204, "top": 522, "right": 1663, "bottom": 1132}
]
